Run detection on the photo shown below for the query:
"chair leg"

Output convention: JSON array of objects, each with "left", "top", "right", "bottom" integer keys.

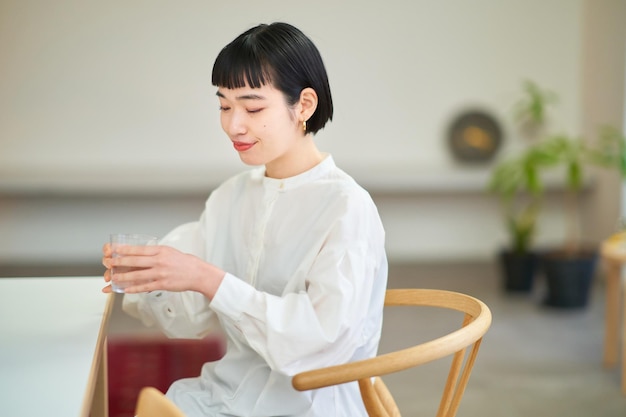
[
  {"left": 622, "top": 284, "right": 626, "bottom": 395},
  {"left": 604, "top": 261, "right": 620, "bottom": 368}
]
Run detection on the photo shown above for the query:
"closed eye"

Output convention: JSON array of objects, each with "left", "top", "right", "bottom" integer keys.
[
  {"left": 219, "top": 106, "right": 231, "bottom": 112},
  {"left": 247, "top": 108, "right": 263, "bottom": 114}
]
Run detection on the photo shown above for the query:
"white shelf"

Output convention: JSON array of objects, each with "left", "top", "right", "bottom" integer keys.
[
  {"left": 0, "top": 167, "right": 236, "bottom": 196},
  {"left": 0, "top": 165, "right": 587, "bottom": 196}
]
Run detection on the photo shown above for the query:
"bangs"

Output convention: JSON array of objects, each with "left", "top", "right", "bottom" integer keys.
[{"left": 211, "top": 43, "right": 273, "bottom": 89}]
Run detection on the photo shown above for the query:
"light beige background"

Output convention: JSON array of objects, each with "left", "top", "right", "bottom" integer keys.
[{"left": 0, "top": 0, "right": 624, "bottom": 265}]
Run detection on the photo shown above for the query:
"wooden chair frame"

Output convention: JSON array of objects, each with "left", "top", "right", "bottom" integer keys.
[
  {"left": 600, "top": 234, "right": 626, "bottom": 395},
  {"left": 135, "top": 386, "right": 186, "bottom": 417},
  {"left": 292, "top": 289, "right": 492, "bottom": 417}
]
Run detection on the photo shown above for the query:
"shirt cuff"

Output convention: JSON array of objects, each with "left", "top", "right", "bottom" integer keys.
[{"left": 209, "top": 272, "right": 256, "bottom": 322}]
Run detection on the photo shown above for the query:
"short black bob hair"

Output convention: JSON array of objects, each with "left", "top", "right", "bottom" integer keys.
[{"left": 211, "top": 22, "right": 333, "bottom": 135}]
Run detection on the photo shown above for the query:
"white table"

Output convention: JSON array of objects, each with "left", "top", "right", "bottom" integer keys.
[{"left": 0, "top": 276, "right": 113, "bottom": 416}]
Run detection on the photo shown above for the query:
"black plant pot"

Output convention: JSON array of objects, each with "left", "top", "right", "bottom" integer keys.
[
  {"left": 498, "top": 250, "right": 538, "bottom": 293},
  {"left": 541, "top": 249, "right": 597, "bottom": 308}
]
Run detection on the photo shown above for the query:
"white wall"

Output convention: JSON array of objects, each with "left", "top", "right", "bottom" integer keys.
[
  {"left": 1, "top": 1, "right": 584, "bottom": 176},
  {"left": 0, "top": 0, "right": 623, "bottom": 266},
  {"left": 579, "top": 0, "right": 626, "bottom": 243}
]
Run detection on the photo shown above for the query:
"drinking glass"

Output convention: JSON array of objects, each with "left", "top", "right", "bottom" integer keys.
[{"left": 109, "top": 233, "right": 158, "bottom": 293}]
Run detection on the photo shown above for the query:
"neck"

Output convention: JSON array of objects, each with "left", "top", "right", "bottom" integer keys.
[{"left": 265, "top": 136, "right": 324, "bottom": 179}]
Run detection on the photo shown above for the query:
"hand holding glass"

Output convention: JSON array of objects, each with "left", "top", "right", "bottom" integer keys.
[{"left": 109, "top": 233, "right": 158, "bottom": 293}]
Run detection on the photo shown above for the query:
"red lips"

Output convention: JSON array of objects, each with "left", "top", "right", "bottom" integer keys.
[{"left": 233, "top": 141, "right": 256, "bottom": 152}]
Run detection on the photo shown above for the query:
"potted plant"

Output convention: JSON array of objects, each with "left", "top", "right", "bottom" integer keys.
[
  {"left": 488, "top": 80, "right": 557, "bottom": 292},
  {"left": 488, "top": 148, "right": 543, "bottom": 292},
  {"left": 536, "top": 126, "right": 626, "bottom": 308},
  {"left": 489, "top": 80, "right": 626, "bottom": 303}
]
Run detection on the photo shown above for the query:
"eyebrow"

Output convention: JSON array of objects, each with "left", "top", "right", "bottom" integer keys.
[{"left": 216, "top": 91, "right": 266, "bottom": 101}]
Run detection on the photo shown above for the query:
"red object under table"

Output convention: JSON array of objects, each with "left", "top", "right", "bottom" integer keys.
[{"left": 107, "top": 335, "right": 225, "bottom": 417}]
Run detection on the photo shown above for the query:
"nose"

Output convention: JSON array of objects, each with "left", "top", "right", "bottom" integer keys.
[{"left": 222, "top": 109, "right": 246, "bottom": 137}]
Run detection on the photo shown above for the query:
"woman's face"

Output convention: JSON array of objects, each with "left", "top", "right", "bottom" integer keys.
[{"left": 216, "top": 82, "right": 303, "bottom": 175}]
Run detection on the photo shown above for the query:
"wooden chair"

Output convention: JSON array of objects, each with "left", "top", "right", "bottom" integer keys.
[
  {"left": 135, "top": 386, "right": 186, "bottom": 417},
  {"left": 292, "top": 289, "right": 492, "bottom": 417},
  {"left": 600, "top": 233, "right": 626, "bottom": 395}
]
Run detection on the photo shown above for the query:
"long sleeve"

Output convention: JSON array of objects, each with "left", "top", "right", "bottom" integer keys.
[{"left": 122, "top": 220, "right": 221, "bottom": 339}]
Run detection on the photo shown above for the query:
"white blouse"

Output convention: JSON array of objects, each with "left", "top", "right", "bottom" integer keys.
[{"left": 123, "top": 155, "right": 388, "bottom": 417}]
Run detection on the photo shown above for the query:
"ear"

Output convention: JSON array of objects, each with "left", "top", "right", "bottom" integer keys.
[{"left": 298, "top": 87, "right": 318, "bottom": 123}]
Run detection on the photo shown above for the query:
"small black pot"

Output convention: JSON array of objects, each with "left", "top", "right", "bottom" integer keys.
[
  {"left": 541, "top": 249, "right": 597, "bottom": 308},
  {"left": 498, "top": 250, "right": 538, "bottom": 293}
]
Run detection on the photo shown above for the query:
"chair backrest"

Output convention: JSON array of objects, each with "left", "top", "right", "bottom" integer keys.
[
  {"left": 292, "top": 288, "right": 492, "bottom": 417},
  {"left": 135, "top": 386, "right": 186, "bottom": 417}
]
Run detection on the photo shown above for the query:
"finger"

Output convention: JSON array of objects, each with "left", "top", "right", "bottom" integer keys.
[
  {"left": 123, "top": 280, "right": 158, "bottom": 294},
  {"left": 112, "top": 244, "right": 160, "bottom": 257},
  {"left": 110, "top": 255, "right": 155, "bottom": 269},
  {"left": 102, "top": 284, "right": 113, "bottom": 294},
  {"left": 102, "top": 243, "right": 112, "bottom": 257},
  {"left": 111, "top": 267, "right": 154, "bottom": 286},
  {"left": 102, "top": 256, "right": 112, "bottom": 268},
  {"left": 103, "top": 269, "right": 112, "bottom": 283}
]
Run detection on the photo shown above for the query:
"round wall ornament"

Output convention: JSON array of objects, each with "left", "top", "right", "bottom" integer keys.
[{"left": 447, "top": 110, "right": 503, "bottom": 163}]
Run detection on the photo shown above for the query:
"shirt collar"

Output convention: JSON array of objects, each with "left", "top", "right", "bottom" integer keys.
[{"left": 256, "top": 154, "right": 335, "bottom": 191}]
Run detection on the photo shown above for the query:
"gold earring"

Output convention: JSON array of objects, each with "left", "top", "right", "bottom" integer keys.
[{"left": 302, "top": 120, "right": 307, "bottom": 132}]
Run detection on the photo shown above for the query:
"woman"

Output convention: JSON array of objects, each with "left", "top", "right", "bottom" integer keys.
[{"left": 102, "top": 22, "right": 387, "bottom": 417}]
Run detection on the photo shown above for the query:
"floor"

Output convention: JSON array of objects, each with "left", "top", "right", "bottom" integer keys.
[
  {"left": 382, "top": 262, "right": 625, "bottom": 417},
  {"left": 107, "top": 261, "right": 626, "bottom": 416}
]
